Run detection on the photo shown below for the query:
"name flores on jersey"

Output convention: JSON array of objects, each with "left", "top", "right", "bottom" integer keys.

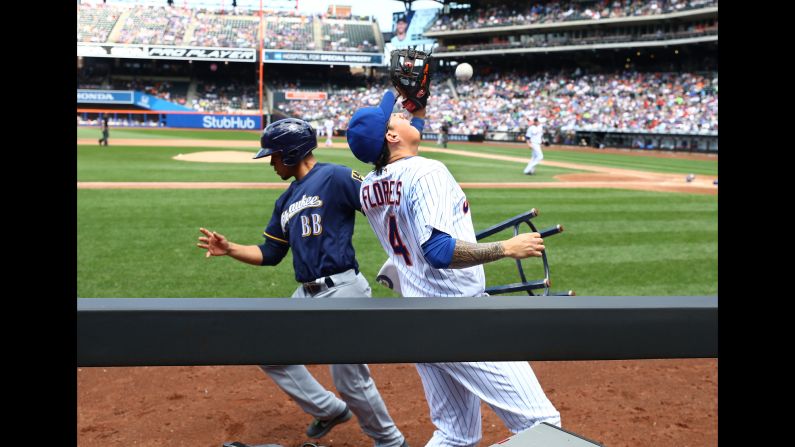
[{"left": 361, "top": 180, "right": 403, "bottom": 211}]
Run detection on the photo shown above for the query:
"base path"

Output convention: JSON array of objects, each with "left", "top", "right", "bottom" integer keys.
[
  {"left": 78, "top": 359, "right": 716, "bottom": 447},
  {"left": 77, "top": 138, "right": 718, "bottom": 194}
]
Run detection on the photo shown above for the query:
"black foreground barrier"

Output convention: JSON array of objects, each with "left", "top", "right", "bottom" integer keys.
[{"left": 77, "top": 296, "right": 717, "bottom": 367}]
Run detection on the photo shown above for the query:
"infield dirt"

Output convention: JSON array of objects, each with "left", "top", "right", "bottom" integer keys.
[
  {"left": 78, "top": 359, "right": 716, "bottom": 447},
  {"left": 77, "top": 139, "right": 717, "bottom": 195}
]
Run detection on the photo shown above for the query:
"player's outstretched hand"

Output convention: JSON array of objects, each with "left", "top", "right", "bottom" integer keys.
[
  {"left": 394, "top": 86, "right": 427, "bottom": 119},
  {"left": 197, "top": 227, "right": 231, "bottom": 258},
  {"left": 502, "top": 232, "right": 545, "bottom": 259}
]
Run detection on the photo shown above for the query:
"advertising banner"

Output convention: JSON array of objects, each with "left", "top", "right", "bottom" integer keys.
[
  {"left": 285, "top": 91, "right": 328, "bottom": 100},
  {"left": 422, "top": 133, "right": 485, "bottom": 142},
  {"left": 166, "top": 114, "right": 262, "bottom": 130},
  {"left": 132, "top": 92, "right": 193, "bottom": 111},
  {"left": 77, "top": 90, "right": 134, "bottom": 104},
  {"left": 77, "top": 43, "right": 257, "bottom": 62},
  {"left": 264, "top": 50, "right": 384, "bottom": 66}
]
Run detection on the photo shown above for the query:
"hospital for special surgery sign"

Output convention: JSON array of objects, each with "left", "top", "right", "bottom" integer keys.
[
  {"left": 264, "top": 50, "right": 384, "bottom": 66},
  {"left": 77, "top": 43, "right": 257, "bottom": 62}
]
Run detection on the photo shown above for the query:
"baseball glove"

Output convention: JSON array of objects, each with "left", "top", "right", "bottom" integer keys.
[{"left": 389, "top": 46, "right": 432, "bottom": 113}]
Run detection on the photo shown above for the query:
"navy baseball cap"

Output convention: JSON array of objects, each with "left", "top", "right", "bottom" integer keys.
[
  {"left": 254, "top": 118, "right": 316, "bottom": 165},
  {"left": 347, "top": 91, "right": 397, "bottom": 164}
]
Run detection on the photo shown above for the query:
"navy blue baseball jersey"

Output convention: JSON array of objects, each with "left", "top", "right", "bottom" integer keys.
[{"left": 263, "top": 163, "right": 363, "bottom": 283}]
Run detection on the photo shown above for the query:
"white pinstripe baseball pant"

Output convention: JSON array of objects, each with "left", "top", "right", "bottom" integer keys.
[{"left": 415, "top": 361, "right": 561, "bottom": 447}]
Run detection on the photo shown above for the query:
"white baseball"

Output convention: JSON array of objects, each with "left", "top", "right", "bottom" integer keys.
[{"left": 455, "top": 63, "right": 473, "bottom": 81}]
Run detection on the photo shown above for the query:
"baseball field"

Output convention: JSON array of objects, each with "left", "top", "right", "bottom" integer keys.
[
  {"left": 77, "top": 126, "right": 717, "bottom": 298},
  {"left": 77, "top": 126, "right": 718, "bottom": 446}
]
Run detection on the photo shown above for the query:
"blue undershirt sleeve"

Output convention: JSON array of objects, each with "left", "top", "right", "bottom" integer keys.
[
  {"left": 410, "top": 117, "right": 425, "bottom": 133},
  {"left": 258, "top": 239, "right": 289, "bottom": 266},
  {"left": 421, "top": 228, "right": 456, "bottom": 269}
]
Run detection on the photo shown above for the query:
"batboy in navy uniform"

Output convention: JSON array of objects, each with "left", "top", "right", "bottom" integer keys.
[{"left": 197, "top": 118, "right": 408, "bottom": 446}]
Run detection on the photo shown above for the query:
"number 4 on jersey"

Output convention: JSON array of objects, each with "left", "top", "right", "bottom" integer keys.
[{"left": 388, "top": 214, "right": 412, "bottom": 266}]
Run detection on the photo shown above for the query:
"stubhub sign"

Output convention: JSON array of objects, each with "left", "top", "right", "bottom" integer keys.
[
  {"left": 166, "top": 113, "right": 261, "bottom": 130},
  {"left": 202, "top": 115, "right": 257, "bottom": 129}
]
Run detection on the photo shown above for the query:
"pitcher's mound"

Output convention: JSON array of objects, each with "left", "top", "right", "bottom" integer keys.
[{"left": 173, "top": 151, "right": 267, "bottom": 163}]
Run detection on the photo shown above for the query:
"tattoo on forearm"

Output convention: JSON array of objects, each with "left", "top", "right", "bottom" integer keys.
[{"left": 449, "top": 240, "right": 504, "bottom": 269}]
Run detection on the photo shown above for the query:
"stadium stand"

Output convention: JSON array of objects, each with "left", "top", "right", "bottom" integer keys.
[
  {"left": 321, "top": 20, "right": 379, "bottom": 52},
  {"left": 77, "top": 3, "right": 381, "bottom": 52},
  {"left": 78, "top": 62, "right": 111, "bottom": 89},
  {"left": 76, "top": 0, "right": 716, "bottom": 150},
  {"left": 274, "top": 69, "right": 717, "bottom": 140},
  {"left": 114, "top": 5, "right": 194, "bottom": 45},
  {"left": 438, "top": 70, "right": 717, "bottom": 138},
  {"left": 263, "top": 15, "right": 316, "bottom": 50},
  {"left": 433, "top": 19, "right": 717, "bottom": 52},
  {"left": 107, "top": 78, "right": 190, "bottom": 106},
  {"left": 188, "top": 11, "right": 260, "bottom": 48},
  {"left": 77, "top": 3, "right": 125, "bottom": 43},
  {"left": 429, "top": 0, "right": 718, "bottom": 31},
  {"left": 193, "top": 80, "right": 258, "bottom": 112}
]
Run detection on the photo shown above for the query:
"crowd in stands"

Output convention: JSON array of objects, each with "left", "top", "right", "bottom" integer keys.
[
  {"left": 441, "top": 70, "right": 717, "bottom": 136},
  {"left": 269, "top": 69, "right": 388, "bottom": 127},
  {"left": 188, "top": 11, "right": 259, "bottom": 48},
  {"left": 192, "top": 80, "right": 258, "bottom": 113},
  {"left": 275, "top": 70, "right": 717, "bottom": 138},
  {"left": 429, "top": 0, "right": 718, "bottom": 32},
  {"left": 322, "top": 21, "right": 379, "bottom": 53},
  {"left": 78, "top": 63, "right": 110, "bottom": 89},
  {"left": 108, "top": 78, "right": 190, "bottom": 106},
  {"left": 78, "top": 67, "right": 717, "bottom": 138},
  {"left": 115, "top": 5, "right": 194, "bottom": 45},
  {"left": 264, "top": 16, "right": 316, "bottom": 50},
  {"left": 275, "top": 86, "right": 383, "bottom": 135},
  {"left": 78, "top": 3, "right": 125, "bottom": 42},
  {"left": 435, "top": 18, "right": 717, "bottom": 52},
  {"left": 78, "top": 3, "right": 381, "bottom": 51}
]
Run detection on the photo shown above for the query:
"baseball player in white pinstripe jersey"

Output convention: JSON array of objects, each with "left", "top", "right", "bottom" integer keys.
[
  {"left": 347, "top": 89, "right": 561, "bottom": 446},
  {"left": 523, "top": 117, "right": 544, "bottom": 175}
]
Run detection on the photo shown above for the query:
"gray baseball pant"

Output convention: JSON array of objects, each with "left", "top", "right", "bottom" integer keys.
[{"left": 260, "top": 270, "right": 404, "bottom": 447}]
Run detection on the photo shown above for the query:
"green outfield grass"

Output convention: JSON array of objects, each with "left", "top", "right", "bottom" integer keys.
[
  {"left": 77, "top": 144, "right": 583, "bottom": 182},
  {"left": 76, "top": 128, "right": 717, "bottom": 298},
  {"left": 78, "top": 126, "right": 260, "bottom": 140},
  {"left": 439, "top": 141, "right": 718, "bottom": 176},
  {"left": 77, "top": 187, "right": 716, "bottom": 298},
  {"left": 77, "top": 127, "right": 717, "bottom": 177},
  {"left": 78, "top": 145, "right": 281, "bottom": 182}
]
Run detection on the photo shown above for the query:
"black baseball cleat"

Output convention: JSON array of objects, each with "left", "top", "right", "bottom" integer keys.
[{"left": 306, "top": 406, "right": 353, "bottom": 438}]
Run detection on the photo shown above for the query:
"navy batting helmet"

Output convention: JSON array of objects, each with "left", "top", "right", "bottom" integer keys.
[{"left": 254, "top": 118, "right": 317, "bottom": 166}]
